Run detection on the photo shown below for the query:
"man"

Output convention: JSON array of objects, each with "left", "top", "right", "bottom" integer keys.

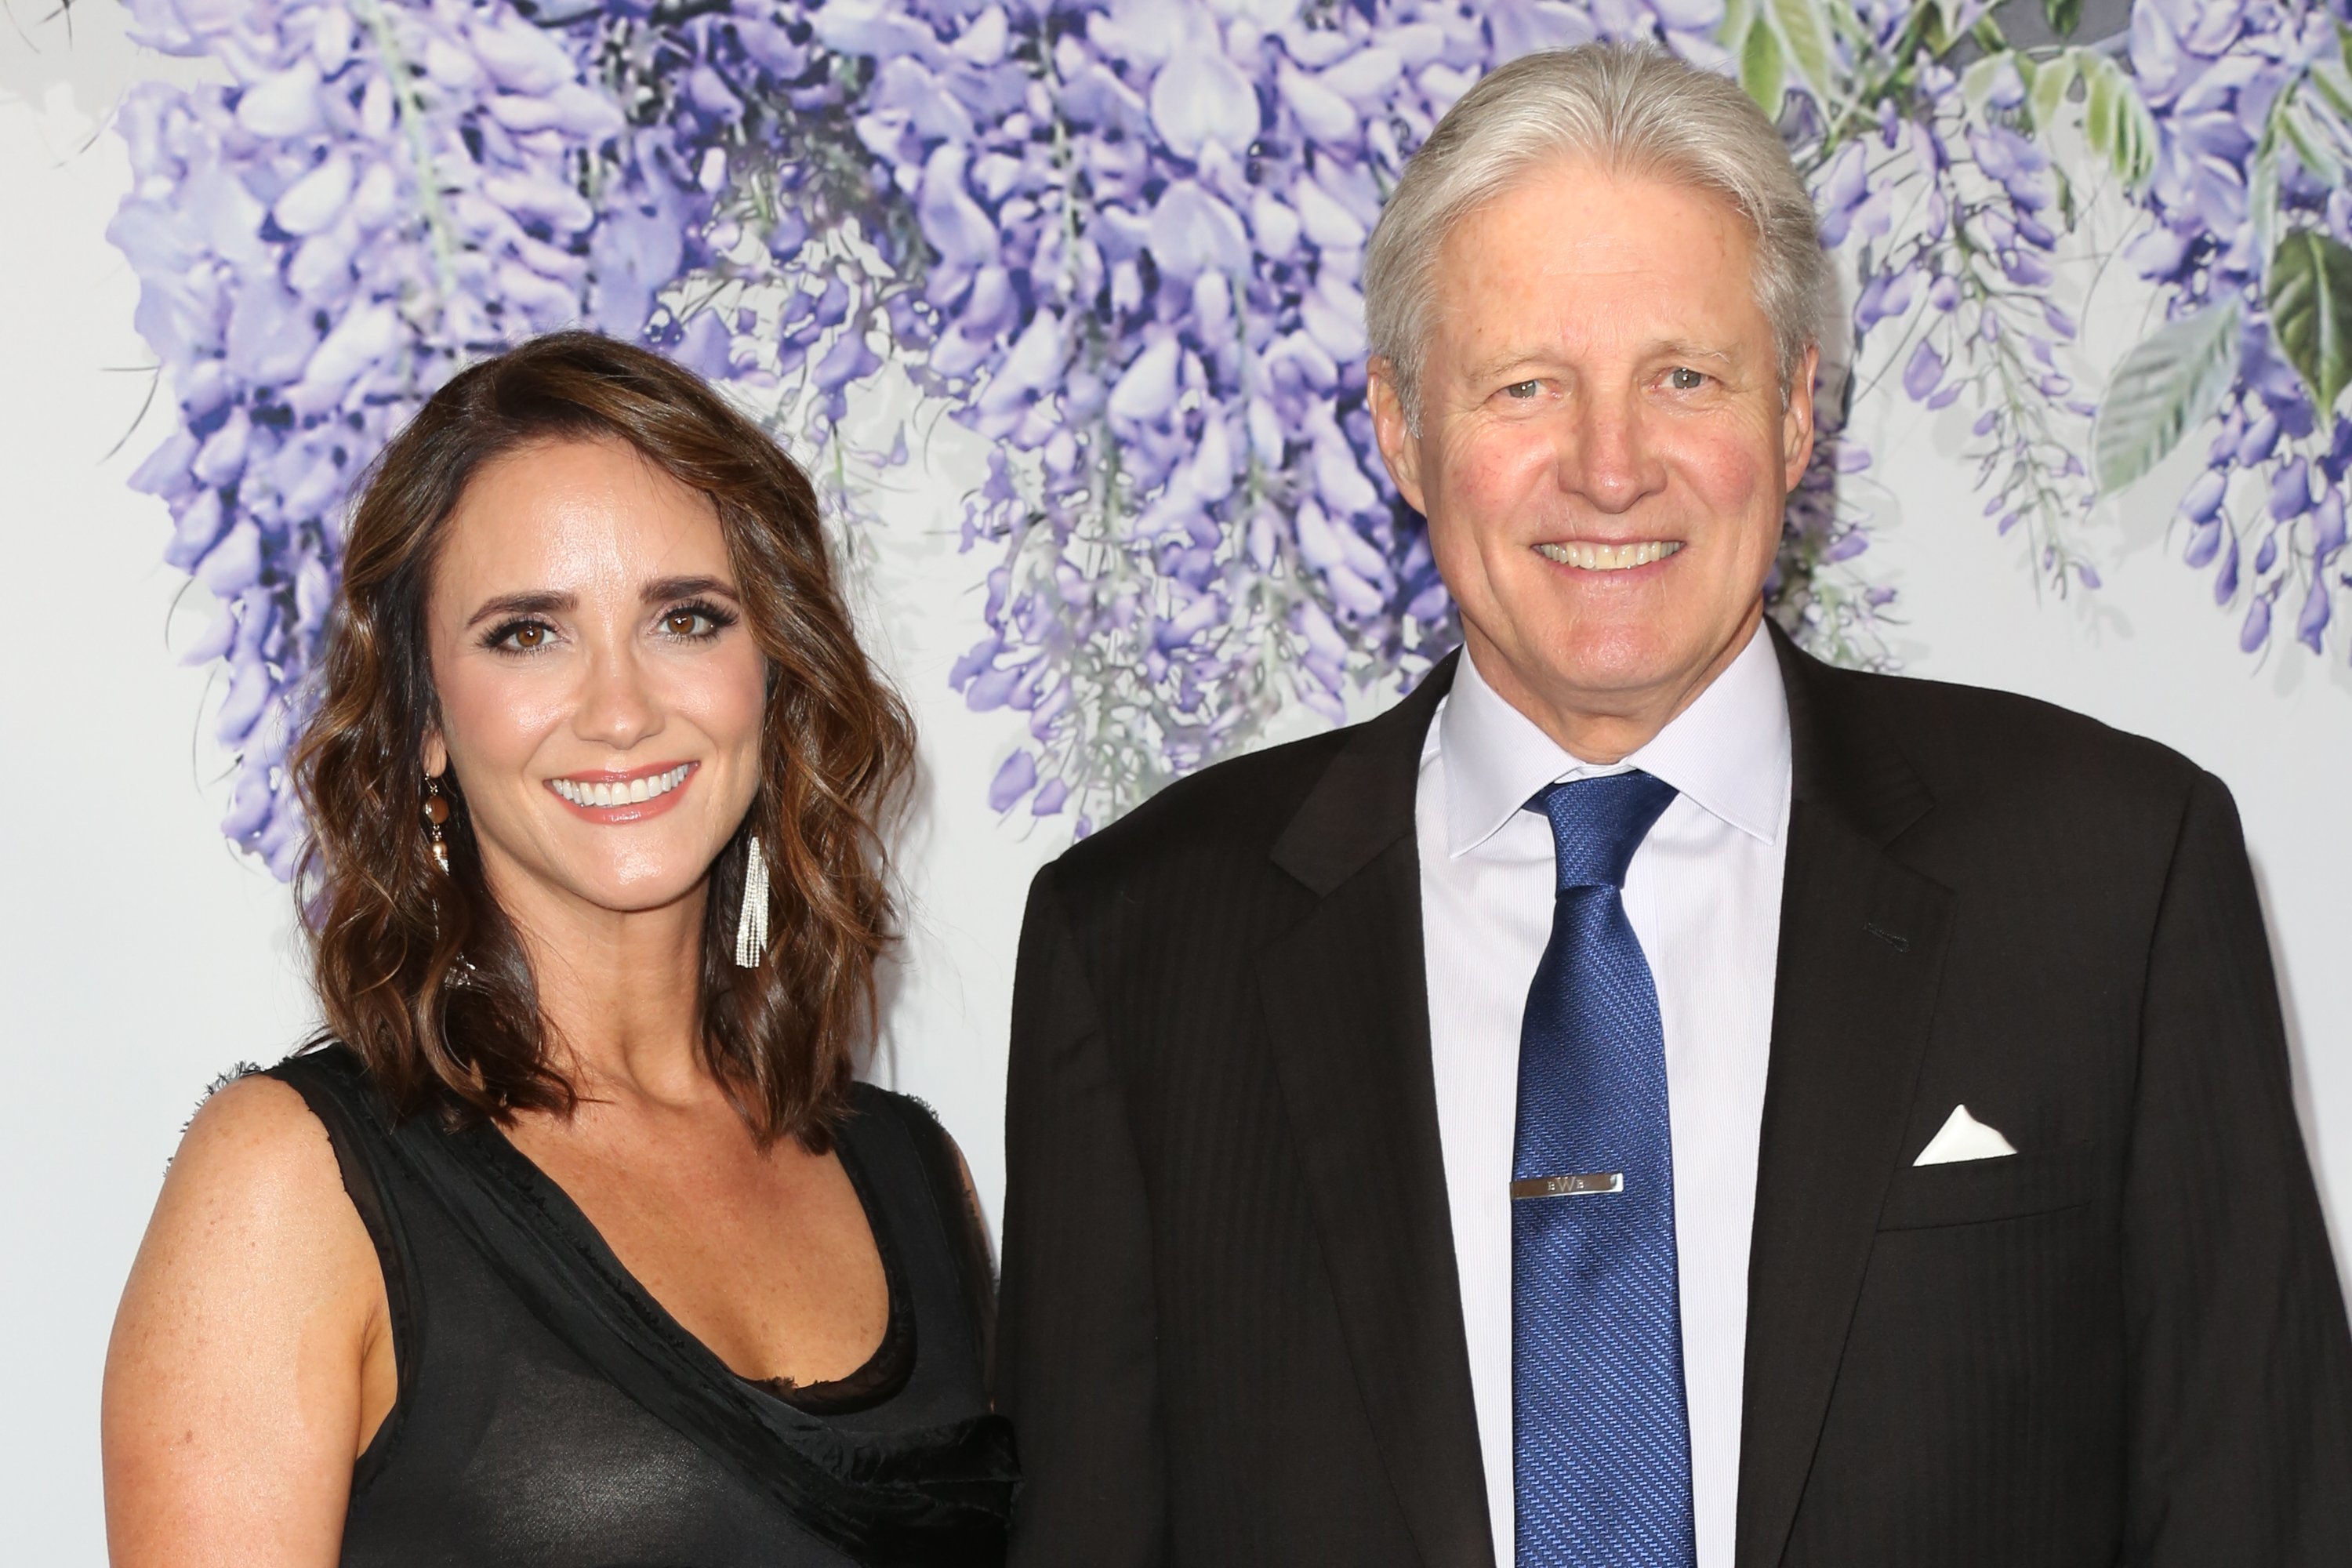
[{"left": 996, "top": 44, "right": 2352, "bottom": 1568}]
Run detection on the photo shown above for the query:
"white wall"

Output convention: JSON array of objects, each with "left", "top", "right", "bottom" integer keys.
[
  {"left": 2, "top": 20, "right": 314, "bottom": 1551},
  {"left": 5, "top": 12, "right": 2346, "bottom": 1563}
]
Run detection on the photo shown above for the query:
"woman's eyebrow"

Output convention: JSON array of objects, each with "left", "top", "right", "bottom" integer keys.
[
  {"left": 464, "top": 590, "right": 573, "bottom": 630},
  {"left": 641, "top": 575, "right": 739, "bottom": 604}
]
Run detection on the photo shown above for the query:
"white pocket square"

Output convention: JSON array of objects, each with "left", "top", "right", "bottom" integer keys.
[{"left": 1913, "top": 1104, "right": 2018, "bottom": 1166}]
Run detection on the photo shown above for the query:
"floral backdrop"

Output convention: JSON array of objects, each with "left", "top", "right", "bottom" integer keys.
[{"left": 111, "top": 0, "right": 2352, "bottom": 872}]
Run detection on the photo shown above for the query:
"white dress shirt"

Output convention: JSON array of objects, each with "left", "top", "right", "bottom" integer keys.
[{"left": 1415, "top": 622, "right": 1791, "bottom": 1568}]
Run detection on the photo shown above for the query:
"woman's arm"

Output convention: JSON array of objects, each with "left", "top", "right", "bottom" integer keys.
[{"left": 103, "top": 1076, "right": 391, "bottom": 1567}]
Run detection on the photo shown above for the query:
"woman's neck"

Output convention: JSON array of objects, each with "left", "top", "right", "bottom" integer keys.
[{"left": 491, "top": 865, "right": 717, "bottom": 1109}]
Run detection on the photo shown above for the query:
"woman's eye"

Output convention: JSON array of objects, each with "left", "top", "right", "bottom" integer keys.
[
  {"left": 1668, "top": 366, "right": 1707, "bottom": 391},
  {"left": 491, "top": 621, "right": 550, "bottom": 652},
  {"left": 662, "top": 608, "right": 720, "bottom": 638}
]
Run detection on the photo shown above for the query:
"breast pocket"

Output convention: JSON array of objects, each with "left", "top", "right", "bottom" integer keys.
[{"left": 1876, "top": 1144, "right": 2098, "bottom": 1231}]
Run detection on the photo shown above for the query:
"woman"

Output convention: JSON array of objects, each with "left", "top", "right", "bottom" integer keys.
[{"left": 102, "top": 332, "right": 1014, "bottom": 1565}]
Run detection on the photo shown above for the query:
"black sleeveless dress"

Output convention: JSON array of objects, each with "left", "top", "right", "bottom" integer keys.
[{"left": 264, "top": 1045, "right": 1016, "bottom": 1566}]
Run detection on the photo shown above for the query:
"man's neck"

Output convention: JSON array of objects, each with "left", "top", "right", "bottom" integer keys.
[{"left": 1463, "top": 607, "right": 1765, "bottom": 765}]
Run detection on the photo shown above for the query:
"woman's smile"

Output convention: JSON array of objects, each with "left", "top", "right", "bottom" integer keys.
[{"left": 544, "top": 760, "right": 699, "bottom": 822}]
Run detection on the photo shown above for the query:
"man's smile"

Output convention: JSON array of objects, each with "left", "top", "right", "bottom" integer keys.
[{"left": 1534, "top": 539, "right": 1686, "bottom": 572}]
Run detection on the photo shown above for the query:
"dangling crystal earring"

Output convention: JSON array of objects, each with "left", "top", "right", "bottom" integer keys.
[
  {"left": 423, "top": 775, "right": 451, "bottom": 873},
  {"left": 734, "top": 835, "right": 770, "bottom": 968}
]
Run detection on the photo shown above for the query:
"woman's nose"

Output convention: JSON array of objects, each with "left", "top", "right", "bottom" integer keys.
[{"left": 572, "top": 644, "right": 661, "bottom": 751}]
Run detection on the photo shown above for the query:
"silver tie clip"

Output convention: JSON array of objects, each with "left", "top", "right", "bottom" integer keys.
[{"left": 1510, "top": 1171, "right": 1624, "bottom": 1200}]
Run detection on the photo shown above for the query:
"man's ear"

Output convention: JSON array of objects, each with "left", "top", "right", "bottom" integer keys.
[
  {"left": 1781, "top": 343, "right": 1820, "bottom": 489},
  {"left": 1367, "top": 359, "right": 1428, "bottom": 515}
]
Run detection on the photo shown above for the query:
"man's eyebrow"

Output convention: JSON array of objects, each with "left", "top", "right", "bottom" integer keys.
[
  {"left": 464, "top": 590, "right": 574, "bottom": 630},
  {"left": 1650, "top": 339, "right": 1740, "bottom": 367},
  {"left": 641, "top": 575, "right": 739, "bottom": 604},
  {"left": 1462, "top": 348, "right": 1552, "bottom": 384},
  {"left": 1459, "top": 340, "right": 1744, "bottom": 383}
]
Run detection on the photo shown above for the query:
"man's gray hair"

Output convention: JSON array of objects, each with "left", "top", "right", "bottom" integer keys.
[{"left": 1363, "top": 44, "right": 1832, "bottom": 429}]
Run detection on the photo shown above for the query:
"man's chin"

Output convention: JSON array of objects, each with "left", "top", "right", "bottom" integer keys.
[
  {"left": 1529, "top": 633, "right": 1692, "bottom": 702},
  {"left": 1526, "top": 598, "right": 1765, "bottom": 698}
]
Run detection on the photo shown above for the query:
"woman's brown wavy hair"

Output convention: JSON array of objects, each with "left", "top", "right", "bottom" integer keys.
[{"left": 292, "top": 330, "right": 914, "bottom": 1149}]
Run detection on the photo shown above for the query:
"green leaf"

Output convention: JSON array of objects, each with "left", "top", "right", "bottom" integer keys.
[
  {"left": 1770, "top": 0, "right": 1838, "bottom": 106},
  {"left": 2030, "top": 49, "right": 2078, "bottom": 133},
  {"left": 2306, "top": 58, "right": 2352, "bottom": 125},
  {"left": 2283, "top": 103, "right": 2345, "bottom": 187},
  {"left": 2269, "top": 227, "right": 2352, "bottom": 418},
  {"left": 1821, "top": 0, "right": 1870, "bottom": 48},
  {"left": 1741, "top": 18, "right": 1786, "bottom": 118},
  {"left": 2085, "top": 63, "right": 2117, "bottom": 147},
  {"left": 1918, "top": 8, "right": 1946, "bottom": 49},
  {"left": 2077, "top": 51, "right": 2157, "bottom": 188},
  {"left": 2091, "top": 299, "right": 2243, "bottom": 496},
  {"left": 1718, "top": 0, "right": 1757, "bottom": 54},
  {"left": 2044, "top": 0, "right": 2082, "bottom": 35},
  {"left": 2249, "top": 142, "right": 2281, "bottom": 278},
  {"left": 1962, "top": 54, "right": 2010, "bottom": 113}
]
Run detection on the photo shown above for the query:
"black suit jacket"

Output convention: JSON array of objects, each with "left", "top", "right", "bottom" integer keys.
[{"left": 996, "top": 631, "right": 2352, "bottom": 1566}]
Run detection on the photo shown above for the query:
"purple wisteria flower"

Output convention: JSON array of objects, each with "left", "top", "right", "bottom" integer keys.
[
  {"left": 111, "top": 0, "right": 726, "bottom": 873},
  {"left": 796, "top": 0, "right": 1748, "bottom": 826},
  {"left": 163, "top": 0, "right": 2352, "bottom": 862},
  {"left": 2118, "top": 0, "right": 2352, "bottom": 657},
  {"left": 120, "top": 0, "right": 1824, "bottom": 854}
]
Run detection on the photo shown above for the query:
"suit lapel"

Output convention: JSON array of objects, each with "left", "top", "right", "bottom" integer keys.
[
  {"left": 1260, "top": 652, "right": 1498, "bottom": 1568},
  {"left": 1736, "top": 630, "right": 1956, "bottom": 1568}
]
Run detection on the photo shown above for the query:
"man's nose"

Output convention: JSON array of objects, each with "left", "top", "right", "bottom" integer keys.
[
  {"left": 1559, "top": 391, "right": 1664, "bottom": 514},
  {"left": 572, "top": 642, "right": 661, "bottom": 751}
]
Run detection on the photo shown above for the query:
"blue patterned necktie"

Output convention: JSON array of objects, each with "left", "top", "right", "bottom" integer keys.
[{"left": 1513, "top": 771, "right": 1694, "bottom": 1566}]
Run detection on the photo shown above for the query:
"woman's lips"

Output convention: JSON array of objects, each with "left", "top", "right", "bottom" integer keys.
[{"left": 543, "top": 760, "right": 697, "bottom": 823}]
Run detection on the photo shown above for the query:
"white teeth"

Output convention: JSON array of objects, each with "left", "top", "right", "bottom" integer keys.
[
  {"left": 1535, "top": 539, "right": 1683, "bottom": 572},
  {"left": 550, "top": 764, "right": 691, "bottom": 808}
]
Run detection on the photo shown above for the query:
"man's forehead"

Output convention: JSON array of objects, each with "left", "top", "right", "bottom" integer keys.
[
  {"left": 1427, "top": 178, "right": 1766, "bottom": 358},
  {"left": 1454, "top": 158, "right": 1748, "bottom": 237}
]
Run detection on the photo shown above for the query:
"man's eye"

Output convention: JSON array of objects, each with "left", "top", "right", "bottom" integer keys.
[
  {"left": 1668, "top": 366, "right": 1707, "bottom": 391},
  {"left": 1503, "top": 379, "right": 1543, "bottom": 400}
]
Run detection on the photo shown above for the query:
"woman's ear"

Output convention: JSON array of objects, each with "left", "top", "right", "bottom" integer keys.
[{"left": 423, "top": 729, "right": 448, "bottom": 779}]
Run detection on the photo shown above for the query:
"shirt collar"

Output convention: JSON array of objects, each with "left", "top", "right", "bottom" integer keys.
[{"left": 1439, "top": 619, "right": 1791, "bottom": 858}]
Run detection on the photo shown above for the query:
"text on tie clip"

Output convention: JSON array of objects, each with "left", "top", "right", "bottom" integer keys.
[{"left": 1510, "top": 1172, "right": 1625, "bottom": 1200}]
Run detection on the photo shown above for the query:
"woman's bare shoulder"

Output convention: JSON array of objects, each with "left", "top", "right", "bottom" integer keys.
[
  {"left": 120, "top": 1071, "right": 379, "bottom": 1342},
  {"left": 169, "top": 1073, "right": 354, "bottom": 1220},
  {"left": 184, "top": 1069, "right": 329, "bottom": 1144},
  {"left": 105, "top": 1072, "right": 388, "bottom": 1563}
]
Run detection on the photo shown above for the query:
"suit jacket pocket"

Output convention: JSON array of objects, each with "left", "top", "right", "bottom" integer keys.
[{"left": 1876, "top": 1143, "right": 2096, "bottom": 1231}]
